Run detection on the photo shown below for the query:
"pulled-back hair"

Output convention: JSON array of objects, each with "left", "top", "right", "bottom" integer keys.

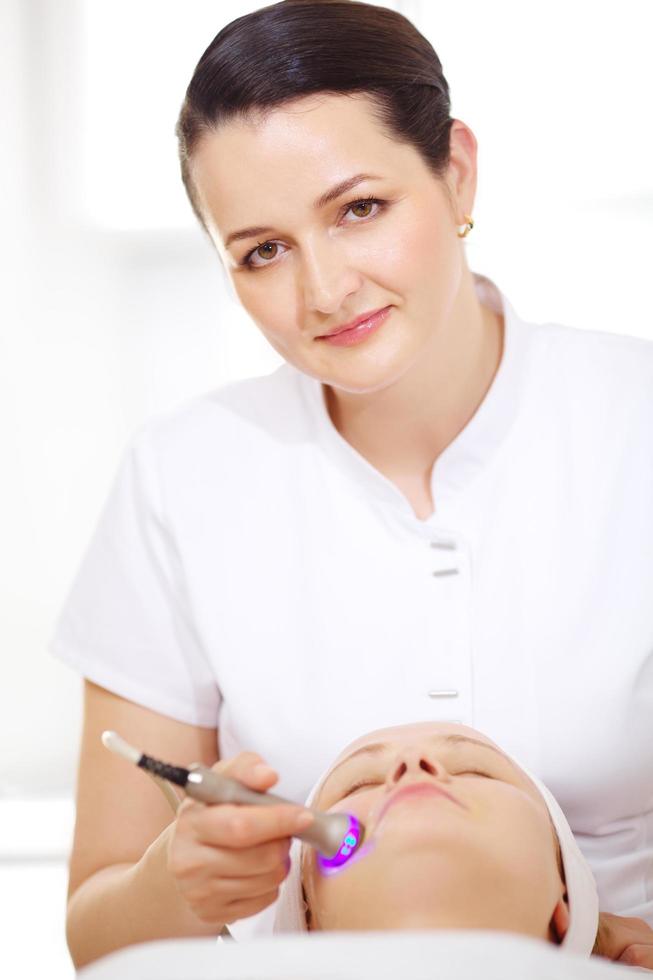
[{"left": 175, "top": 0, "right": 455, "bottom": 232}]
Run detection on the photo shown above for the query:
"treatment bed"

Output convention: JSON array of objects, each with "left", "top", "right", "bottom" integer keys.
[{"left": 78, "top": 930, "right": 650, "bottom": 978}]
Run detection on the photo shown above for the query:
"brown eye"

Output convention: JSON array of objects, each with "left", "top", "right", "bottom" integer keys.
[
  {"left": 242, "top": 240, "right": 286, "bottom": 270},
  {"left": 350, "top": 201, "right": 374, "bottom": 218},
  {"left": 343, "top": 197, "right": 386, "bottom": 222},
  {"left": 256, "top": 243, "right": 278, "bottom": 260}
]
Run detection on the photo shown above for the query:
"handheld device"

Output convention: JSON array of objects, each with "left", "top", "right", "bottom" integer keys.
[{"left": 101, "top": 730, "right": 364, "bottom": 871}]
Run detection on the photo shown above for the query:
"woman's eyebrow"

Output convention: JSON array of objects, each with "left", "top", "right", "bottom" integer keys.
[
  {"left": 313, "top": 173, "right": 383, "bottom": 210},
  {"left": 326, "top": 734, "right": 517, "bottom": 785},
  {"left": 223, "top": 173, "right": 383, "bottom": 248}
]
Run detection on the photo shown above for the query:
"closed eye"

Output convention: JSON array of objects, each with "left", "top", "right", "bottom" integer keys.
[
  {"left": 239, "top": 196, "right": 387, "bottom": 270},
  {"left": 341, "top": 771, "right": 492, "bottom": 798}
]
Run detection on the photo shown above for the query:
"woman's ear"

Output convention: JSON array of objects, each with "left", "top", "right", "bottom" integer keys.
[
  {"left": 301, "top": 881, "right": 313, "bottom": 930},
  {"left": 550, "top": 895, "right": 570, "bottom": 944}
]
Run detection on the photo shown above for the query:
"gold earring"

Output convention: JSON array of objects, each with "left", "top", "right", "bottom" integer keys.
[{"left": 457, "top": 214, "right": 474, "bottom": 238}]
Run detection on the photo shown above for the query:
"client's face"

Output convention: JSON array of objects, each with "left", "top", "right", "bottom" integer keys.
[{"left": 302, "top": 722, "right": 569, "bottom": 943}]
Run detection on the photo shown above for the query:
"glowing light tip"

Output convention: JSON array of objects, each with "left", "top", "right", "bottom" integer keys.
[{"left": 317, "top": 815, "right": 363, "bottom": 875}]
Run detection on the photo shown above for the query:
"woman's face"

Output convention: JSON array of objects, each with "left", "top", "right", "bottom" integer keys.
[
  {"left": 189, "top": 93, "right": 473, "bottom": 394},
  {"left": 302, "top": 722, "right": 568, "bottom": 942}
]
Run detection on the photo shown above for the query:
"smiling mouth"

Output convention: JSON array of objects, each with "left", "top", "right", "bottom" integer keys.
[{"left": 318, "top": 305, "right": 391, "bottom": 338}]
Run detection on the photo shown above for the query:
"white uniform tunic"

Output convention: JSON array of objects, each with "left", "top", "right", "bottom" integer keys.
[{"left": 50, "top": 272, "right": 653, "bottom": 938}]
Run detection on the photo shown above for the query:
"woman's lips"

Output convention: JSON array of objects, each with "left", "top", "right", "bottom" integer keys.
[
  {"left": 317, "top": 306, "right": 392, "bottom": 347},
  {"left": 376, "top": 783, "right": 463, "bottom": 826}
]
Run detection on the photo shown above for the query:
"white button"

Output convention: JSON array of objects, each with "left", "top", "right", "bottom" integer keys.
[
  {"left": 427, "top": 690, "right": 459, "bottom": 698},
  {"left": 430, "top": 540, "right": 456, "bottom": 550}
]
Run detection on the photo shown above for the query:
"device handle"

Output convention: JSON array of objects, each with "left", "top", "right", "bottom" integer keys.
[{"left": 186, "top": 764, "right": 348, "bottom": 857}]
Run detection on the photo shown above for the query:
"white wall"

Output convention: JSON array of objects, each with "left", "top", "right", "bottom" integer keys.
[
  {"left": 1, "top": 2, "right": 651, "bottom": 972},
  {"left": 1, "top": 0, "right": 282, "bottom": 802}
]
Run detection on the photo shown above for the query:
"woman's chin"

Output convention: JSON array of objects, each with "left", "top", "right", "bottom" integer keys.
[{"left": 301, "top": 335, "right": 421, "bottom": 394}]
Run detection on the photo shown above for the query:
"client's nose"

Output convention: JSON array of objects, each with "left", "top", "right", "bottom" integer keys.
[{"left": 386, "top": 747, "right": 451, "bottom": 788}]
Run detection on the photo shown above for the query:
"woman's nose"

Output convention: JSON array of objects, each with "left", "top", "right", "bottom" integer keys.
[
  {"left": 299, "top": 239, "right": 362, "bottom": 314},
  {"left": 385, "top": 748, "right": 451, "bottom": 788}
]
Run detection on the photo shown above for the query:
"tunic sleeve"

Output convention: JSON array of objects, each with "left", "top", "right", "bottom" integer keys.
[{"left": 48, "top": 425, "right": 222, "bottom": 727}]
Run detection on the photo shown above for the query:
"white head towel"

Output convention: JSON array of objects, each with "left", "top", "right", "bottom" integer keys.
[{"left": 273, "top": 748, "right": 599, "bottom": 955}]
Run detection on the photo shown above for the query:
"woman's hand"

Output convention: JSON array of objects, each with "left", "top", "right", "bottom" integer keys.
[
  {"left": 593, "top": 911, "right": 653, "bottom": 970},
  {"left": 166, "top": 751, "right": 313, "bottom": 926}
]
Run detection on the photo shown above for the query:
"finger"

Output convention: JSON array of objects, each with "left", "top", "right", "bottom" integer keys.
[
  {"left": 172, "top": 836, "right": 290, "bottom": 894},
  {"left": 205, "top": 862, "right": 290, "bottom": 900},
  {"left": 212, "top": 752, "right": 279, "bottom": 791},
  {"left": 223, "top": 889, "right": 282, "bottom": 924},
  {"left": 173, "top": 834, "right": 291, "bottom": 880},
  {"left": 617, "top": 944, "right": 653, "bottom": 969},
  {"left": 193, "top": 802, "right": 313, "bottom": 849},
  {"left": 211, "top": 837, "right": 292, "bottom": 878}
]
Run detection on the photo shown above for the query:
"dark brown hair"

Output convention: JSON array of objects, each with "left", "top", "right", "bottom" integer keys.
[{"left": 175, "top": 0, "right": 455, "bottom": 233}]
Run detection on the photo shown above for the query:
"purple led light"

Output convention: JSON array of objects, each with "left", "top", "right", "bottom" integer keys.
[{"left": 317, "top": 814, "right": 363, "bottom": 876}]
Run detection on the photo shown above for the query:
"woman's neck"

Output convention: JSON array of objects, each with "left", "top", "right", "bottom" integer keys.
[{"left": 324, "top": 278, "right": 505, "bottom": 501}]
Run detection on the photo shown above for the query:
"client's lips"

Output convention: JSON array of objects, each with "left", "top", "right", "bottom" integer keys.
[{"left": 377, "top": 782, "right": 463, "bottom": 826}]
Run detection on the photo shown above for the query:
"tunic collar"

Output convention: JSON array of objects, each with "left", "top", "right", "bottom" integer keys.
[{"left": 295, "top": 271, "right": 535, "bottom": 523}]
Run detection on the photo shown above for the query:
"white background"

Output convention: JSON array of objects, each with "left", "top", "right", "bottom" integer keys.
[{"left": 1, "top": 1, "right": 651, "bottom": 976}]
